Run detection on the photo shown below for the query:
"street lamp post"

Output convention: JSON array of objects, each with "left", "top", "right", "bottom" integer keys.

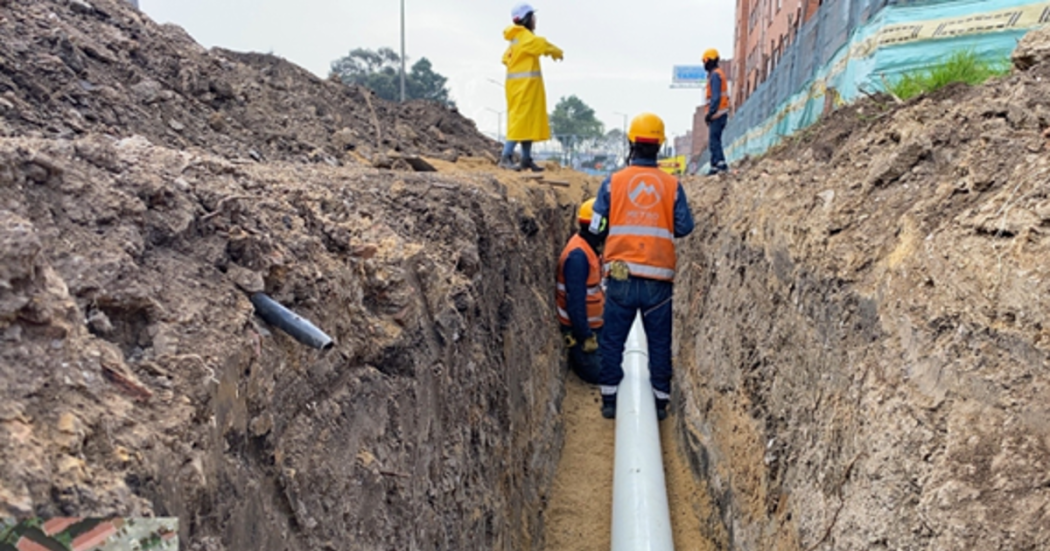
[
  {"left": 613, "top": 111, "right": 629, "bottom": 164},
  {"left": 400, "top": 0, "right": 406, "bottom": 102},
  {"left": 486, "top": 108, "right": 505, "bottom": 142}
]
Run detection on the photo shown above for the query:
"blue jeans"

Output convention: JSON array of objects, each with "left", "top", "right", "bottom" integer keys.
[
  {"left": 598, "top": 277, "right": 674, "bottom": 401},
  {"left": 562, "top": 325, "right": 602, "bottom": 385},
  {"left": 708, "top": 115, "right": 727, "bottom": 169},
  {"left": 502, "top": 140, "right": 533, "bottom": 160}
]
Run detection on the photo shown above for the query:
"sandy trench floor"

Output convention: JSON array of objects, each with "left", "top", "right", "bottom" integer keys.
[{"left": 541, "top": 374, "right": 716, "bottom": 551}]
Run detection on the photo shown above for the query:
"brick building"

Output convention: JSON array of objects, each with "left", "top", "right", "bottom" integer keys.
[
  {"left": 673, "top": 130, "right": 693, "bottom": 158},
  {"left": 732, "top": 0, "right": 821, "bottom": 110}
]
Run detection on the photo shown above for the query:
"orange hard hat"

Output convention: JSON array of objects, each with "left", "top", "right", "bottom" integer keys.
[
  {"left": 628, "top": 112, "right": 666, "bottom": 145},
  {"left": 702, "top": 48, "right": 720, "bottom": 62}
]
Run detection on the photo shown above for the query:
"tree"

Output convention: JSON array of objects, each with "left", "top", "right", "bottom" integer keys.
[
  {"left": 599, "top": 128, "right": 628, "bottom": 166},
  {"left": 549, "top": 95, "right": 604, "bottom": 155},
  {"left": 330, "top": 48, "right": 454, "bottom": 106}
]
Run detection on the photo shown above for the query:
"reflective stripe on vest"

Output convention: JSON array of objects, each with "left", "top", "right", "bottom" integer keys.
[
  {"left": 608, "top": 225, "right": 675, "bottom": 240},
  {"left": 557, "top": 306, "right": 603, "bottom": 326},
  {"left": 706, "top": 67, "right": 730, "bottom": 115},
  {"left": 603, "top": 166, "right": 679, "bottom": 281},
  {"left": 507, "top": 70, "right": 542, "bottom": 80},
  {"left": 555, "top": 234, "right": 605, "bottom": 328}
]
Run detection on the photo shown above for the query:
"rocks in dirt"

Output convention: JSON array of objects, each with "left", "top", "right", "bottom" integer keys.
[
  {"left": 371, "top": 151, "right": 437, "bottom": 172},
  {"left": 227, "top": 264, "right": 265, "bottom": 293},
  {"left": 1012, "top": 24, "right": 1050, "bottom": 71},
  {"left": 865, "top": 132, "right": 930, "bottom": 187}
]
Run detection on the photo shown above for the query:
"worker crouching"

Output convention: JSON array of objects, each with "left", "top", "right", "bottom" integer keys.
[
  {"left": 589, "top": 113, "right": 695, "bottom": 421},
  {"left": 556, "top": 199, "right": 607, "bottom": 384}
]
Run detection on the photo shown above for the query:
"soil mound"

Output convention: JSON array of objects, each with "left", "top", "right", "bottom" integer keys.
[{"left": 0, "top": 0, "right": 498, "bottom": 165}]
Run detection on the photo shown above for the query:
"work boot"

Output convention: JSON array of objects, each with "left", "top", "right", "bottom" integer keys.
[
  {"left": 520, "top": 158, "right": 545, "bottom": 173},
  {"left": 498, "top": 154, "right": 519, "bottom": 171},
  {"left": 601, "top": 399, "right": 616, "bottom": 419},
  {"left": 656, "top": 399, "right": 669, "bottom": 422}
]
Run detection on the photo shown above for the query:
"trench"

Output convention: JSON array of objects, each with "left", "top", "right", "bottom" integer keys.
[
  {"left": 4, "top": 1, "right": 1050, "bottom": 548},
  {"left": 6, "top": 69, "right": 1050, "bottom": 551}
]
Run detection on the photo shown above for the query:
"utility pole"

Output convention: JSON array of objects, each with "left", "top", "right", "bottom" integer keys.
[{"left": 400, "top": 0, "right": 406, "bottom": 102}]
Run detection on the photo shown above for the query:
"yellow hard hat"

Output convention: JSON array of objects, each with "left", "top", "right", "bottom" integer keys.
[
  {"left": 628, "top": 113, "right": 666, "bottom": 145},
  {"left": 578, "top": 198, "right": 595, "bottom": 224},
  {"left": 702, "top": 48, "right": 720, "bottom": 62}
]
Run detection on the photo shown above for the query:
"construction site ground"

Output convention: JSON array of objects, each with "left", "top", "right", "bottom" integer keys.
[{"left": 3, "top": 0, "right": 1050, "bottom": 549}]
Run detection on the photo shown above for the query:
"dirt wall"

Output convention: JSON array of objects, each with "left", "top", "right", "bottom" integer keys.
[
  {"left": 0, "top": 133, "right": 589, "bottom": 549},
  {"left": 673, "top": 42, "right": 1050, "bottom": 550}
]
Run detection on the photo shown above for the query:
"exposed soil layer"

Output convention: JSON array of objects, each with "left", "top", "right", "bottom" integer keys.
[
  {"left": 673, "top": 24, "right": 1050, "bottom": 551},
  {"left": 0, "top": 130, "right": 602, "bottom": 549}
]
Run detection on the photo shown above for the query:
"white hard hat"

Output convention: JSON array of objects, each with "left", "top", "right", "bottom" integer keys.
[{"left": 511, "top": 2, "right": 535, "bottom": 22}]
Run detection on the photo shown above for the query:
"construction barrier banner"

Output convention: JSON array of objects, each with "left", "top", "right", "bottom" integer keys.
[
  {"left": 721, "top": 0, "right": 1050, "bottom": 165},
  {"left": 658, "top": 156, "right": 688, "bottom": 175}
]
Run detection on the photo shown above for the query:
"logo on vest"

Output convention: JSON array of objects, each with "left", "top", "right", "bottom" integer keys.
[{"left": 627, "top": 175, "right": 662, "bottom": 210}]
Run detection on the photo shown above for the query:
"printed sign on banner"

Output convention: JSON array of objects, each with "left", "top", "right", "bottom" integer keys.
[{"left": 671, "top": 65, "right": 707, "bottom": 88}]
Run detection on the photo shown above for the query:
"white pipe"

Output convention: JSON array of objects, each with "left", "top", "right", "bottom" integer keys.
[{"left": 611, "top": 313, "right": 674, "bottom": 551}]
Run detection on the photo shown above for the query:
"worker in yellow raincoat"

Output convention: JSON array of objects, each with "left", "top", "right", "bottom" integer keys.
[{"left": 500, "top": 3, "right": 562, "bottom": 173}]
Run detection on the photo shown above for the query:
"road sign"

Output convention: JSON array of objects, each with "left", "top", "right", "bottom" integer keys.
[{"left": 671, "top": 65, "right": 707, "bottom": 88}]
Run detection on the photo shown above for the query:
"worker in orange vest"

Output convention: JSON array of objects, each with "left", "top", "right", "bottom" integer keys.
[
  {"left": 556, "top": 199, "right": 607, "bottom": 384},
  {"left": 589, "top": 113, "right": 695, "bottom": 420},
  {"left": 703, "top": 48, "right": 730, "bottom": 175}
]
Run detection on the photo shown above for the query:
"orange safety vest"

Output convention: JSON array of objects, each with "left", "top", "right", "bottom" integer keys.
[
  {"left": 706, "top": 67, "right": 730, "bottom": 118},
  {"left": 603, "top": 165, "right": 679, "bottom": 281},
  {"left": 556, "top": 234, "right": 604, "bottom": 328}
]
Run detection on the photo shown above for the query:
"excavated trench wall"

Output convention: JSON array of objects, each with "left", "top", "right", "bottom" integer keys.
[
  {"left": 672, "top": 56, "right": 1050, "bottom": 550},
  {"left": 0, "top": 135, "right": 580, "bottom": 550}
]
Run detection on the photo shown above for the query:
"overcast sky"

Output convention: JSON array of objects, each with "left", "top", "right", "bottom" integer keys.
[{"left": 140, "top": 1, "right": 736, "bottom": 143}]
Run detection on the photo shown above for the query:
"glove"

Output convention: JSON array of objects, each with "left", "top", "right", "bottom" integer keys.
[
  {"left": 582, "top": 334, "right": 598, "bottom": 353},
  {"left": 550, "top": 48, "right": 564, "bottom": 61},
  {"left": 704, "top": 113, "right": 713, "bottom": 124}
]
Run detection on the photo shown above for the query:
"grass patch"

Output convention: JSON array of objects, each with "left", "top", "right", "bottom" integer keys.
[{"left": 888, "top": 50, "right": 1010, "bottom": 101}]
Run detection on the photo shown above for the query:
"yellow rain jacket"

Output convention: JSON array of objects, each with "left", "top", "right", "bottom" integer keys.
[{"left": 502, "top": 25, "right": 562, "bottom": 142}]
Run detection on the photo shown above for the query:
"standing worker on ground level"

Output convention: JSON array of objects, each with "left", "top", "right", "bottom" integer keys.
[
  {"left": 589, "top": 113, "right": 695, "bottom": 421},
  {"left": 556, "top": 199, "right": 608, "bottom": 385},
  {"left": 500, "top": 2, "right": 563, "bottom": 172},
  {"left": 703, "top": 49, "right": 730, "bottom": 175}
]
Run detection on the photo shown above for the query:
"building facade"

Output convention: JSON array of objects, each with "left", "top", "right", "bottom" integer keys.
[
  {"left": 673, "top": 130, "right": 693, "bottom": 159},
  {"left": 732, "top": 0, "right": 821, "bottom": 110}
]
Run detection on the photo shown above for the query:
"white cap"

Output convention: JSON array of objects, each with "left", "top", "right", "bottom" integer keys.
[{"left": 511, "top": 2, "right": 535, "bottom": 22}]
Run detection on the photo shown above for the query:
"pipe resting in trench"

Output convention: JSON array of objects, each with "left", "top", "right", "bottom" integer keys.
[{"left": 611, "top": 313, "right": 674, "bottom": 551}]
